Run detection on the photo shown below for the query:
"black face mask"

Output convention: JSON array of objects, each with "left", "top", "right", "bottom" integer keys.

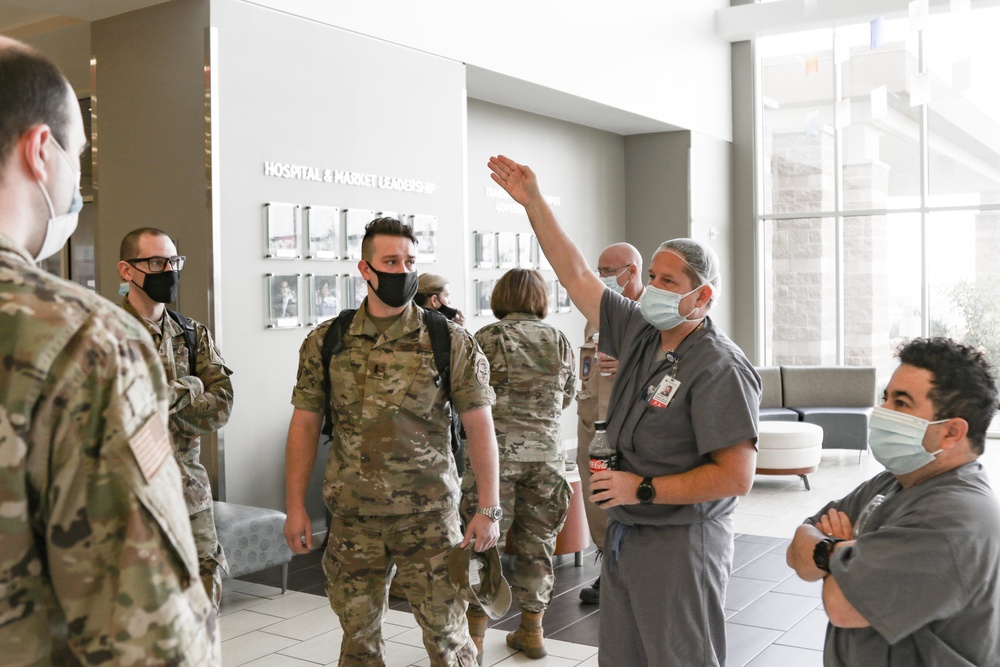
[
  {"left": 437, "top": 303, "right": 459, "bottom": 321},
  {"left": 135, "top": 270, "right": 180, "bottom": 304},
  {"left": 365, "top": 262, "right": 418, "bottom": 308}
]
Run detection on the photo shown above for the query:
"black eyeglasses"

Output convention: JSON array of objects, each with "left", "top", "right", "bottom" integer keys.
[{"left": 126, "top": 255, "right": 186, "bottom": 272}]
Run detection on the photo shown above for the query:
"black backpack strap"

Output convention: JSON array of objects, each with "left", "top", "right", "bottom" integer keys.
[
  {"left": 320, "top": 309, "right": 357, "bottom": 438},
  {"left": 423, "top": 309, "right": 465, "bottom": 474},
  {"left": 424, "top": 309, "right": 452, "bottom": 394},
  {"left": 166, "top": 309, "right": 198, "bottom": 376}
]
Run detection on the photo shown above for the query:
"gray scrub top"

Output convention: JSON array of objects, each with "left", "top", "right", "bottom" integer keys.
[
  {"left": 807, "top": 464, "right": 1000, "bottom": 666},
  {"left": 598, "top": 290, "right": 761, "bottom": 526}
]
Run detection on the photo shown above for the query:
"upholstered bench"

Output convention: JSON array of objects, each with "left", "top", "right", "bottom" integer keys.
[
  {"left": 755, "top": 421, "right": 824, "bottom": 490},
  {"left": 214, "top": 501, "right": 293, "bottom": 593}
]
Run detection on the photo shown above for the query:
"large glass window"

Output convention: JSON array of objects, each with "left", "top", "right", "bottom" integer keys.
[{"left": 758, "top": 8, "right": 1000, "bottom": 377}]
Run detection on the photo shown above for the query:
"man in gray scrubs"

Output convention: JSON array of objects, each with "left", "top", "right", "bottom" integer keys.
[
  {"left": 488, "top": 155, "right": 760, "bottom": 666},
  {"left": 787, "top": 337, "right": 1000, "bottom": 666}
]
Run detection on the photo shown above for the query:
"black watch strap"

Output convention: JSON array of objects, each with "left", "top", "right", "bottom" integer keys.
[{"left": 812, "top": 537, "right": 846, "bottom": 573}]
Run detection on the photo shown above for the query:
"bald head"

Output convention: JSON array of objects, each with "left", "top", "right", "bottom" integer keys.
[{"left": 597, "top": 242, "right": 643, "bottom": 300}]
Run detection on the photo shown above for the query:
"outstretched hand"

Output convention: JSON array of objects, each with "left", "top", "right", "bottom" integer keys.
[{"left": 488, "top": 155, "right": 542, "bottom": 207}]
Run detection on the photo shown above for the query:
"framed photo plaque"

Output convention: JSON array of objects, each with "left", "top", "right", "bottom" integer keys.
[
  {"left": 265, "top": 202, "right": 300, "bottom": 259},
  {"left": 305, "top": 205, "right": 341, "bottom": 259},
  {"left": 266, "top": 273, "right": 301, "bottom": 328}
]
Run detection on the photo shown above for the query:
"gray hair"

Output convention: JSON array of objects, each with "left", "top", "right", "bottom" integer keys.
[{"left": 655, "top": 238, "right": 720, "bottom": 307}]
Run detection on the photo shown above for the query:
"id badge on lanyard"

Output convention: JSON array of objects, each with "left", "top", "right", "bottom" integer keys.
[
  {"left": 647, "top": 374, "right": 681, "bottom": 408},
  {"left": 646, "top": 351, "right": 681, "bottom": 408}
]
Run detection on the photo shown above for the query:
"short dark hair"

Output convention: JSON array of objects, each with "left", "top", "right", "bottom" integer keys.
[
  {"left": 897, "top": 337, "right": 999, "bottom": 454},
  {"left": 361, "top": 217, "right": 417, "bottom": 261},
  {"left": 0, "top": 42, "right": 71, "bottom": 171},
  {"left": 120, "top": 227, "right": 170, "bottom": 261},
  {"left": 491, "top": 269, "right": 548, "bottom": 319}
]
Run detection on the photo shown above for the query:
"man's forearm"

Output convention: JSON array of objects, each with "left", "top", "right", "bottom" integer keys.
[
  {"left": 461, "top": 406, "right": 500, "bottom": 507},
  {"left": 284, "top": 409, "right": 321, "bottom": 510}
]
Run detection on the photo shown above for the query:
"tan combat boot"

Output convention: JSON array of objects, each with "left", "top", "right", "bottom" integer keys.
[
  {"left": 505, "top": 610, "right": 546, "bottom": 659},
  {"left": 466, "top": 608, "right": 489, "bottom": 666}
]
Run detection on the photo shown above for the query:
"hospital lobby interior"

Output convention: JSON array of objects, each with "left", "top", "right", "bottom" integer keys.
[{"left": 5, "top": 0, "right": 1000, "bottom": 665}]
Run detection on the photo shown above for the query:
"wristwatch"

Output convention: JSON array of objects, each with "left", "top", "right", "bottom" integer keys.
[
  {"left": 812, "top": 537, "right": 845, "bottom": 573},
  {"left": 636, "top": 477, "right": 655, "bottom": 504},
  {"left": 476, "top": 506, "right": 503, "bottom": 522}
]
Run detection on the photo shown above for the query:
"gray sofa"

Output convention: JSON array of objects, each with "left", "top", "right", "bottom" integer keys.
[{"left": 758, "top": 366, "right": 877, "bottom": 453}]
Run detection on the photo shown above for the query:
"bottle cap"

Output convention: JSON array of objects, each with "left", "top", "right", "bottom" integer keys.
[{"left": 594, "top": 420, "right": 607, "bottom": 430}]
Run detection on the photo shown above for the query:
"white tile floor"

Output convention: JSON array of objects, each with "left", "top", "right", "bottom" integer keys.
[
  {"left": 219, "top": 441, "right": 1000, "bottom": 666},
  {"left": 219, "top": 579, "right": 599, "bottom": 666}
]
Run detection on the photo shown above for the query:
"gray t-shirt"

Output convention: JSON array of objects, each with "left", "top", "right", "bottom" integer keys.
[
  {"left": 599, "top": 290, "right": 761, "bottom": 526},
  {"left": 807, "top": 464, "right": 1000, "bottom": 666}
]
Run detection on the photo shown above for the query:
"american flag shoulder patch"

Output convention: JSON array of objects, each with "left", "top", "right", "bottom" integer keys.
[{"left": 128, "top": 415, "right": 172, "bottom": 483}]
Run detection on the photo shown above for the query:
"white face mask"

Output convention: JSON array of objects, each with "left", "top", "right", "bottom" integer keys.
[
  {"left": 599, "top": 267, "right": 628, "bottom": 294},
  {"left": 639, "top": 283, "right": 704, "bottom": 330},
  {"left": 33, "top": 137, "right": 82, "bottom": 262},
  {"left": 868, "top": 406, "right": 948, "bottom": 475}
]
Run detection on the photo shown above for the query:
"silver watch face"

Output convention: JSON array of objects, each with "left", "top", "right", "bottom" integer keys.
[{"left": 479, "top": 506, "right": 502, "bottom": 521}]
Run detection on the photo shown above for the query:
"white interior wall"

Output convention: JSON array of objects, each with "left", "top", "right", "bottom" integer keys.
[
  {"left": 240, "top": 0, "right": 734, "bottom": 143},
  {"left": 466, "top": 99, "right": 627, "bottom": 451}
]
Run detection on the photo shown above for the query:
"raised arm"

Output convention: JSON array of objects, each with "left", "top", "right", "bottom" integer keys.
[{"left": 488, "top": 155, "right": 606, "bottom": 326}]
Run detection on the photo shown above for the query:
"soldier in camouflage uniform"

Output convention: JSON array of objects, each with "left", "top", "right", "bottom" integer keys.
[
  {"left": 461, "top": 268, "right": 576, "bottom": 662},
  {"left": 283, "top": 218, "right": 501, "bottom": 667},
  {"left": 117, "top": 227, "right": 234, "bottom": 610},
  {"left": 0, "top": 37, "right": 220, "bottom": 664},
  {"left": 576, "top": 242, "right": 643, "bottom": 605}
]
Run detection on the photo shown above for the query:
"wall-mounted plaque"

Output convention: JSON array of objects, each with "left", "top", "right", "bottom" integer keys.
[
  {"left": 497, "top": 232, "right": 517, "bottom": 268},
  {"left": 556, "top": 280, "right": 572, "bottom": 313},
  {"left": 266, "top": 273, "right": 301, "bottom": 328},
  {"left": 474, "top": 231, "right": 496, "bottom": 269},
  {"left": 305, "top": 205, "right": 341, "bottom": 259},
  {"left": 265, "top": 202, "right": 300, "bottom": 259},
  {"left": 410, "top": 214, "right": 438, "bottom": 263},
  {"left": 548, "top": 280, "right": 558, "bottom": 311},
  {"left": 345, "top": 208, "right": 374, "bottom": 260},
  {"left": 476, "top": 278, "right": 496, "bottom": 317},
  {"left": 310, "top": 273, "right": 340, "bottom": 325},
  {"left": 518, "top": 233, "right": 536, "bottom": 269},
  {"left": 376, "top": 210, "right": 401, "bottom": 222},
  {"left": 348, "top": 274, "right": 367, "bottom": 309}
]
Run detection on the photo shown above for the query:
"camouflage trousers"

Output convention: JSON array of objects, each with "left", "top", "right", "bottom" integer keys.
[
  {"left": 461, "top": 460, "right": 571, "bottom": 613},
  {"left": 323, "top": 509, "right": 478, "bottom": 667},
  {"left": 191, "top": 507, "right": 229, "bottom": 611}
]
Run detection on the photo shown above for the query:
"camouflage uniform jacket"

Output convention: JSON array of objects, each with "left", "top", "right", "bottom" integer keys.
[
  {"left": 577, "top": 320, "right": 613, "bottom": 432},
  {"left": 291, "top": 301, "right": 495, "bottom": 516},
  {"left": 0, "top": 233, "right": 220, "bottom": 665},
  {"left": 474, "top": 313, "right": 576, "bottom": 462},
  {"left": 122, "top": 299, "right": 233, "bottom": 515}
]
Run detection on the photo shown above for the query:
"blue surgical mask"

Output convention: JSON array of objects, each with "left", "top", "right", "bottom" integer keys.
[
  {"left": 600, "top": 267, "right": 628, "bottom": 294},
  {"left": 639, "top": 284, "right": 703, "bottom": 330},
  {"left": 868, "top": 406, "right": 948, "bottom": 475}
]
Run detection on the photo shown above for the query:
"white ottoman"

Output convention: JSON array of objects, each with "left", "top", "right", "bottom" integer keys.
[{"left": 756, "top": 421, "right": 824, "bottom": 489}]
